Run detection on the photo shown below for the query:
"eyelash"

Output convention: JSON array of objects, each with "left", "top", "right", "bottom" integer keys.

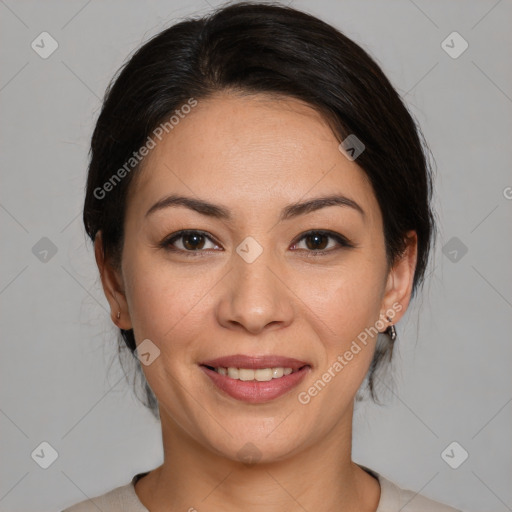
[{"left": 159, "top": 229, "right": 355, "bottom": 257}]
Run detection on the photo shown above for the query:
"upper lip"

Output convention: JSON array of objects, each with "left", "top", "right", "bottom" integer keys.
[{"left": 200, "top": 354, "right": 310, "bottom": 370}]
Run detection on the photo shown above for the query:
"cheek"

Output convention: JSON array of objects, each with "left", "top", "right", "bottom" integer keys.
[
  {"left": 299, "top": 260, "right": 385, "bottom": 342},
  {"left": 122, "top": 251, "right": 207, "bottom": 348},
  {"left": 292, "top": 268, "right": 385, "bottom": 414}
]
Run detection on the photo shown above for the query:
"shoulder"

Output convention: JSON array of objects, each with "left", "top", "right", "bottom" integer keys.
[
  {"left": 61, "top": 476, "right": 149, "bottom": 512},
  {"left": 367, "top": 467, "right": 463, "bottom": 512}
]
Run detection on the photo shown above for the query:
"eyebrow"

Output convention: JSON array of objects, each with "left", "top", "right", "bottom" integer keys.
[{"left": 145, "top": 193, "right": 365, "bottom": 222}]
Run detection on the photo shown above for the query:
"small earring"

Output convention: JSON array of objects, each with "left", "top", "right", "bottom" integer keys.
[
  {"left": 116, "top": 311, "right": 121, "bottom": 320},
  {"left": 385, "top": 316, "right": 397, "bottom": 341}
]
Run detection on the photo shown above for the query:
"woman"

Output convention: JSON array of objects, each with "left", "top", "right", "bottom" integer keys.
[{"left": 63, "top": 2, "right": 462, "bottom": 511}]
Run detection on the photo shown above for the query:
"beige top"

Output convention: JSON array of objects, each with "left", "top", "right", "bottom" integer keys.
[{"left": 61, "top": 465, "right": 462, "bottom": 512}]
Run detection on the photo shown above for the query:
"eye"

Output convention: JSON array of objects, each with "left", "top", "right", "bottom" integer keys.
[
  {"left": 161, "top": 230, "right": 221, "bottom": 254},
  {"left": 290, "top": 230, "right": 354, "bottom": 255},
  {"left": 160, "top": 229, "right": 354, "bottom": 257}
]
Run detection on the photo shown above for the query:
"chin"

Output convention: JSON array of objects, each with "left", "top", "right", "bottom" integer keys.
[{"left": 193, "top": 416, "right": 316, "bottom": 465}]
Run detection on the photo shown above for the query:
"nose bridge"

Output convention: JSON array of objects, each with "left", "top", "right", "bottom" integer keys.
[
  {"left": 233, "top": 235, "right": 281, "bottom": 307},
  {"left": 236, "top": 243, "right": 276, "bottom": 297},
  {"left": 217, "top": 234, "right": 293, "bottom": 333}
]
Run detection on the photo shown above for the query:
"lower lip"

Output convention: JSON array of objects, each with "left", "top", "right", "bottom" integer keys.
[{"left": 200, "top": 366, "right": 310, "bottom": 403}]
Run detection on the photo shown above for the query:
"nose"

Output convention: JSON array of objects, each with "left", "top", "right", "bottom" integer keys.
[{"left": 215, "top": 248, "right": 294, "bottom": 335}]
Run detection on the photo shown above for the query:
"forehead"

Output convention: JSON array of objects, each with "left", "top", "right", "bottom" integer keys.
[{"left": 127, "top": 92, "right": 380, "bottom": 227}]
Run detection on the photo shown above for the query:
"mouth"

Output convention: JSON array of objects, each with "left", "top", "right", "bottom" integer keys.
[{"left": 199, "top": 355, "right": 311, "bottom": 403}]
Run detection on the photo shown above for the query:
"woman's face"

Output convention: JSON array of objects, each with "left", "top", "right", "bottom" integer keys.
[{"left": 99, "top": 92, "right": 416, "bottom": 463}]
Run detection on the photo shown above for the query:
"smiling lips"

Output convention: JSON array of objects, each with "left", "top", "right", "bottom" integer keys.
[{"left": 200, "top": 355, "right": 311, "bottom": 403}]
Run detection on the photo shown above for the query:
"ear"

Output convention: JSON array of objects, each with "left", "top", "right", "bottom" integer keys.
[
  {"left": 94, "top": 231, "right": 132, "bottom": 330},
  {"left": 379, "top": 230, "right": 418, "bottom": 329}
]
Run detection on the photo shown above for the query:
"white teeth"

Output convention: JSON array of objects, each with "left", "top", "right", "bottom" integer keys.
[
  {"left": 254, "top": 368, "right": 273, "bottom": 381},
  {"left": 217, "top": 367, "right": 296, "bottom": 381},
  {"left": 239, "top": 368, "right": 254, "bottom": 381},
  {"left": 272, "top": 367, "right": 284, "bottom": 378},
  {"left": 227, "top": 367, "right": 239, "bottom": 379}
]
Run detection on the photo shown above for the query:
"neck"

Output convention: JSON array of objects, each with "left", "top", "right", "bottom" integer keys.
[{"left": 135, "top": 402, "right": 380, "bottom": 512}]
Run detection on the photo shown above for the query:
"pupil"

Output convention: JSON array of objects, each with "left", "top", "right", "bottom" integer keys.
[
  {"left": 184, "top": 233, "right": 204, "bottom": 250},
  {"left": 307, "top": 233, "right": 327, "bottom": 250}
]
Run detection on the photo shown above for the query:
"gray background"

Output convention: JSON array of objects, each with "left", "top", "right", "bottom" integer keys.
[{"left": 1, "top": 0, "right": 511, "bottom": 511}]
